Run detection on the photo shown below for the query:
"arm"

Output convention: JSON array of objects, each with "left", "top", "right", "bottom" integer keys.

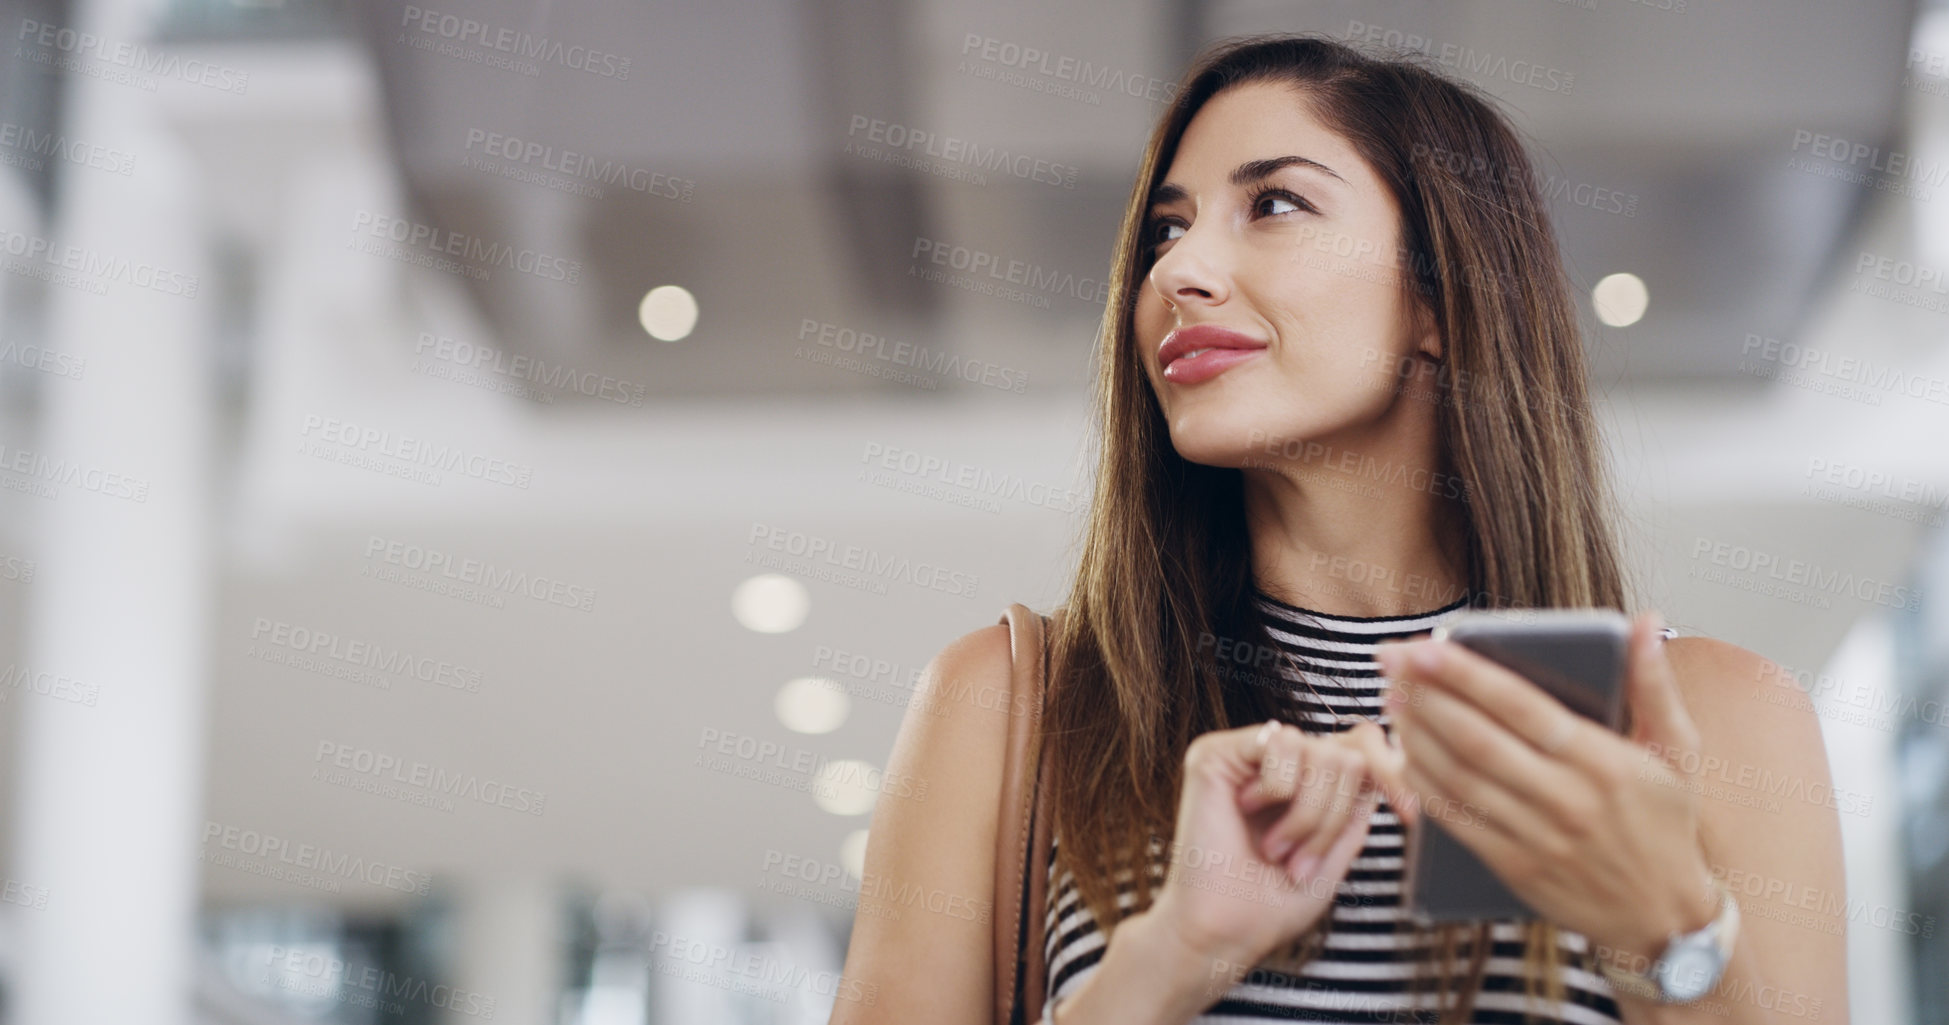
[
  {"left": 1372, "top": 615, "right": 1851, "bottom": 1025},
  {"left": 1611, "top": 637, "right": 1848, "bottom": 1025},
  {"left": 828, "top": 624, "right": 1229, "bottom": 1025},
  {"left": 829, "top": 623, "right": 1013, "bottom": 1025},
  {"left": 830, "top": 622, "right": 1322, "bottom": 1025}
]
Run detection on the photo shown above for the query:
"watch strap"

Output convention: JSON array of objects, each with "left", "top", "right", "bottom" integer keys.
[{"left": 1596, "top": 877, "right": 1739, "bottom": 1003}]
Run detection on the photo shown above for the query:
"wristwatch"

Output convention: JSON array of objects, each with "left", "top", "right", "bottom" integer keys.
[{"left": 1596, "top": 877, "right": 1740, "bottom": 1004}]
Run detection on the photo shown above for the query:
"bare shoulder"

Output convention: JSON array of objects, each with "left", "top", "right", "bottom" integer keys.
[
  {"left": 1658, "top": 637, "right": 1849, "bottom": 1015},
  {"left": 1662, "top": 635, "right": 1815, "bottom": 744},
  {"left": 1663, "top": 633, "right": 1770, "bottom": 682},
  {"left": 829, "top": 618, "right": 1022, "bottom": 1025},
  {"left": 1660, "top": 634, "right": 1830, "bottom": 778}
]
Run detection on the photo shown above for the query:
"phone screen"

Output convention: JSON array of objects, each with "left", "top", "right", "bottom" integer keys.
[{"left": 1402, "top": 611, "right": 1631, "bottom": 923}]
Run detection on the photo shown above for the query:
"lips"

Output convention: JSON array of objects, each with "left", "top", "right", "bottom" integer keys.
[{"left": 1158, "top": 324, "right": 1268, "bottom": 384}]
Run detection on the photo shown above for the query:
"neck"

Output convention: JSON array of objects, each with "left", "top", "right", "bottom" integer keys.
[{"left": 1241, "top": 421, "right": 1469, "bottom": 619}]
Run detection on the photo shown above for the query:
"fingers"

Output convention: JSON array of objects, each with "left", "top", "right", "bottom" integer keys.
[
  {"left": 1393, "top": 700, "right": 1562, "bottom": 849},
  {"left": 1393, "top": 681, "right": 1583, "bottom": 826},
  {"left": 1183, "top": 719, "right": 1284, "bottom": 796},
  {"left": 1255, "top": 741, "right": 1325, "bottom": 861},
  {"left": 1382, "top": 639, "right": 1610, "bottom": 771},
  {"left": 1294, "top": 743, "right": 1372, "bottom": 863},
  {"left": 1293, "top": 786, "right": 1380, "bottom": 881},
  {"left": 1336, "top": 722, "right": 1406, "bottom": 802},
  {"left": 1626, "top": 610, "right": 1700, "bottom": 755},
  {"left": 1239, "top": 722, "right": 1305, "bottom": 812},
  {"left": 1323, "top": 720, "right": 1418, "bottom": 827},
  {"left": 1259, "top": 740, "right": 1373, "bottom": 866}
]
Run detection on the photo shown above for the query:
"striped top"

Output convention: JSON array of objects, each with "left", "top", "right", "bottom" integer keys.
[{"left": 1042, "top": 587, "right": 1626, "bottom": 1023}]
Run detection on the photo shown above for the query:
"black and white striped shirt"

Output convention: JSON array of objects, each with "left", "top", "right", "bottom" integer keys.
[{"left": 1042, "top": 588, "right": 1626, "bottom": 1023}]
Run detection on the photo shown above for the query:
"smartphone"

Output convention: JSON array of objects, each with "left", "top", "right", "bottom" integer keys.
[{"left": 1400, "top": 608, "right": 1633, "bottom": 924}]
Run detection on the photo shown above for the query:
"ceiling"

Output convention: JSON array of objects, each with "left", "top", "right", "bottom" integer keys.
[{"left": 311, "top": 0, "right": 1922, "bottom": 402}]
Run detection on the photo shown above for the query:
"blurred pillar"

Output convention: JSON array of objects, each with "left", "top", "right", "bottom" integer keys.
[
  {"left": 446, "top": 876, "right": 565, "bottom": 1025},
  {"left": 649, "top": 889, "right": 749, "bottom": 1024},
  {"left": 5, "top": 1, "right": 214, "bottom": 1024}
]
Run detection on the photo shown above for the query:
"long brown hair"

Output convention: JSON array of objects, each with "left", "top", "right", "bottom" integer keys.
[{"left": 1043, "top": 33, "right": 1636, "bottom": 1022}]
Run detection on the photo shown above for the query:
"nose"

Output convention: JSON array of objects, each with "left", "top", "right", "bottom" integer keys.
[{"left": 1146, "top": 227, "right": 1229, "bottom": 310}]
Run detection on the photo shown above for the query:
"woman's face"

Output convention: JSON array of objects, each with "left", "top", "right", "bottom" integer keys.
[{"left": 1134, "top": 81, "right": 1440, "bottom": 468}]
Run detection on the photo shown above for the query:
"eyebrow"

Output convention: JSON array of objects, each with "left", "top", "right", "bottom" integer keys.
[{"left": 1148, "top": 155, "right": 1346, "bottom": 207}]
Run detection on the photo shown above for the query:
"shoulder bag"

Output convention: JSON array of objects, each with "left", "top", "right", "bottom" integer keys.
[{"left": 993, "top": 602, "right": 1059, "bottom": 1025}]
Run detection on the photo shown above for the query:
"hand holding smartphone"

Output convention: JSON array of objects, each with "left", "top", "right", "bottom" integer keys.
[{"left": 1399, "top": 608, "right": 1633, "bottom": 924}]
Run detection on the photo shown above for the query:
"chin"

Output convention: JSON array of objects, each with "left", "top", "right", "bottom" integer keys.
[{"left": 1163, "top": 408, "right": 1270, "bottom": 470}]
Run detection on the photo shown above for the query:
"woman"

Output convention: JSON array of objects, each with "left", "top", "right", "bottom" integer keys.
[{"left": 832, "top": 34, "right": 1847, "bottom": 1025}]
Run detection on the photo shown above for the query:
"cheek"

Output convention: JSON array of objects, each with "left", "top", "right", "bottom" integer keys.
[
  {"left": 1133, "top": 287, "right": 1166, "bottom": 338},
  {"left": 1132, "top": 293, "right": 1170, "bottom": 372},
  {"left": 1263, "top": 268, "right": 1406, "bottom": 381}
]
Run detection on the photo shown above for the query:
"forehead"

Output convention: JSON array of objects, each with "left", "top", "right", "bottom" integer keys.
[{"left": 1161, "top": 80, "right": 1372, "bottom": 195}]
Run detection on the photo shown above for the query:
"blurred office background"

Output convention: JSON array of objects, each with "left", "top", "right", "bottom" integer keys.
[{"left": 1, "top": 0, "right": 1947, "bottom": 1021}]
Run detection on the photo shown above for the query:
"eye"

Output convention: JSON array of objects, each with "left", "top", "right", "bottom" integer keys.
[
  {"left": 1143, "top": 216, "right": 1185, "bottom": 252},
  {"left": 1249, "top": 186, "right": 1315, "bottom": 218}
]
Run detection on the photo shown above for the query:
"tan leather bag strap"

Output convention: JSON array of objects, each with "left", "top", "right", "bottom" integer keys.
[{"left": 993, "top": 603, "right": 1058, "bottom": 1025}]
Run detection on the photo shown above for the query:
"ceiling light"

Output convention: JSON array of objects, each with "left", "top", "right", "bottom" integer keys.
[
  {"left": 639, "top": 284, "right": 698, "bottom": 341},
  {"left": 732, "top": 574, "right": 809, "bottom": 633},
  {"left": 1593, "top": 272, "right": 1649, "bottom": 327}
]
